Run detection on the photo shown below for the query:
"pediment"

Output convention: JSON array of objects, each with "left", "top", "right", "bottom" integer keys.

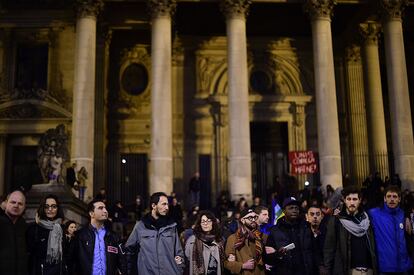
[{"left": 0, "top": 99, "right": 72, "bottom": 119}]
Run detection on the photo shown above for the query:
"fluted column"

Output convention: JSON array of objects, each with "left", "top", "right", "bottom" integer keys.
[
  {"left": 71, "top": 0, "right": 103, "bottom": 201},
  {"left": 0, "top": 135, "right": 6, "bottom": 195},
  {"left": 221, "top": 0, "right": 252, "bottom": 201},
  {"left": 304, "top": 0, "right": 343, "bottom": 190},
  {"left": 360, "top": 22, "right": 389, "bottom": 177},
  {"left": 381, "top": 0, "right": 414, "bottom": 189},
  {"left": 345, "top": 45, "right": 370, "bottom": 184},
  {"left": 148, "top": 0, "right": 176, "bottom": 194}
]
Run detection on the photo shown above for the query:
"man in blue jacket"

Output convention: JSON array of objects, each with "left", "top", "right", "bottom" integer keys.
[{"left": 369, "top": 185, "right": 412, "bottom": 274}]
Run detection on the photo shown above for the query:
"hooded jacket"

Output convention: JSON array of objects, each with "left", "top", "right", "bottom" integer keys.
[
  {"left": 125, "top": 213, "right": 185, "bottom": 275},
  {"left": 369, "top": 203, "right": 412, "bottom": 272}
]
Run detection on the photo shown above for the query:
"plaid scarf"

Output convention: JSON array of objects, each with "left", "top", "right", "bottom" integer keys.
[
  {"left": 192, "top": 232, "right": 225, "bottom": 275},
  {"left": 234, "top": 222, "right": 263, "bottom": 265}
]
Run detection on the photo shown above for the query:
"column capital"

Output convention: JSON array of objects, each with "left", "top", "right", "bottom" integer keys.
[
  {"left": 345, "top": 44, "right": 361, "bottom": 64},
  {"left": 304, "top": 0, "right": 336, "bottom": 21},
  {"left": 147, "top": 0, "right": 177, "bottom": 18},
  {"left": 76, "top": 0, "right": 104, "bottom": 19},
  {"left": 359, "top": 21, "right": 381, "bottom": 45},
  {"left": 220, "top": 0, "right": 251, "bottom": 20},
  {"left": 380, "top": 0, "right": 408, "bottom": 22}
]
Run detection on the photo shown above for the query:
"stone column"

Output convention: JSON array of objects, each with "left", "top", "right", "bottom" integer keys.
[
  {"left": 359, "top": 22, "right": 389, "bottom": 177},
  {"left": 381, "top": 0, "right": 414, "bottom": 189},
  {"left": 221, "top": 0, "right": 253, "bottom": 201},
  {"left": 345, "top": 45, "right": 370, "bottom": 184},
  {"left": 304, "top": 0, "right": 343, "bottom": 190},
  {"left": 94, "top": 27, "right": 112, "bottom": 194},
  {"left": 148, "top": 0, "right": 176, "bottom": 194},
  {"left": 0, "top": 135, "right": 6, "bottom": 195},
  {"left": 71, "top": 0, "right": 103, "bottom": 201}
]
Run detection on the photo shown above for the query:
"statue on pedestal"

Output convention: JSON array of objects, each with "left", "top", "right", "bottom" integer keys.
[{"left": 37, "top": 124, "right": 69, "bottom": 184}]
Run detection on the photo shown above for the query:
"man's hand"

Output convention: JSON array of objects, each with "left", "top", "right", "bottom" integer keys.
[
  {"left": 227, "top": 254, "right": 236, "bottom": 262},
  {"left": 265, "top": 246, "right": 276, "bottom": 254},
  {"left": 277, "top": 247, "right": 287, "bottom": 255},
  {"left": 242, "top": 259, "right": 255, "bottom": 270},
  {"left": 175, "top": 256, "right": 183, "bottom": 265}
]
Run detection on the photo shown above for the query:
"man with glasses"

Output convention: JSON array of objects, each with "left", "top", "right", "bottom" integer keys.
[
  {"left": 265, "top": 197, "right": 314, "bottom": 275},
  {"left": 224, "top": 208, "right": 266, "bottom": 274}
]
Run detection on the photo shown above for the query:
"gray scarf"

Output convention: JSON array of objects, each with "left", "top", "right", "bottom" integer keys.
[
  {"left": 339, "top": 212, "right": 370, "bottom": 237},
  {"left": 38, "top": 218, "right": 63, "bottom": 263}
]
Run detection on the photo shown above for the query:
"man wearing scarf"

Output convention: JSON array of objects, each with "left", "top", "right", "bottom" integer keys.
[
  {"left": 324, "top": 185, "right": 377, "bottom": 275},
  {"left": 224, "top": 208, "right": 265, "bottom": 275},
  {"left": 125, "top": 192, "right": 185, "bottom": 274}
]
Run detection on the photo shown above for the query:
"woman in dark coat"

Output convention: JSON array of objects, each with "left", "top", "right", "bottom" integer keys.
[{"left": 27, "top": 194, "right": 66, "bottom": 275}]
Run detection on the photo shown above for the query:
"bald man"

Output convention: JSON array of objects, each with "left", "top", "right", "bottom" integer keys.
[{"left": 0, "top": 190, "right": 28, "bottom": 275}]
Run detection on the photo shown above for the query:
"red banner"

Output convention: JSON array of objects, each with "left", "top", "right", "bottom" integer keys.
[{"left": 288, "top": 151, "right": 318, "bottom": 174}]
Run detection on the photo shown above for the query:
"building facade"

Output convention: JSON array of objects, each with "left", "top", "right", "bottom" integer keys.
[{"left": 0, "top": 0, "right": 413, "bottom": 206}]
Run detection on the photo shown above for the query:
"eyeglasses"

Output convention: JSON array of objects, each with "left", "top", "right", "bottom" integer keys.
[
  {"left": 244, "top": 215, "right": 258, "bottom": 221},
  {"left": 44, "top": 204, "right": 58, "bottom": 210},
  {"left": 200, "top": 219, "right": 212, "bottom": 224}
]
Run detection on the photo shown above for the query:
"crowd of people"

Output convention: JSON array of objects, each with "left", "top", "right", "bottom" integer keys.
[{"left": 1, "top": 173, "right": 414, "bottom": 275}]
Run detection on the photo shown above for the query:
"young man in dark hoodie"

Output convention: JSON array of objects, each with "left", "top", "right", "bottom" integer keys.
[{"left": 125, "top": 192, "right": 185, "bottom": 274}]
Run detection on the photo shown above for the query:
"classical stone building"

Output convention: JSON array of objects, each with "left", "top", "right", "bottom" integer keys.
[{"left": 0, "top": 0, "right": 413, "bottom": 206}]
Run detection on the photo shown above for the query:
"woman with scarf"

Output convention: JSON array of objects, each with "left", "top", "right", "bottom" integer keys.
[
  {"left": 185, "top": 210, "right": 225, "bottom": 275},
  {"left": 27, "top": 194, "right": 65, "bottom": 275}
]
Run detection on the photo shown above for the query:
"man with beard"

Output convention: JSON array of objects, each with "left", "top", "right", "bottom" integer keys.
[
  {"left": 324, "top": 185, "right": 377, "bottom": 275},
  {"left": 264, "top": 197, "right": 313, "bottom": 275},
  {"left": 369, "top": 185, "right": 412, "bottom": 274},
  {"left": 125, "top": 192, "right": 185, "bottom": 274},
  {"left": 225, "top": 208, "right": 265, "bottom": 274}
]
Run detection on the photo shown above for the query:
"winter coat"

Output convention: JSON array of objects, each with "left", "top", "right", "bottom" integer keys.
[
  {"left": 264, "top": 218, "right": 314, "bottom": 275},
  {"left": 69, "top": 224, "right": 126, "bottom": 275},
  {"left": 0, "top": 212, "right": 28, "bottom": 275},
  {"left": 224, "top": 232, "right": 265, "bottom": 275},
  {"left": 323, "top": 212, "right": 377, "bottom": 275},
  {"left": 26, "top": 223, "right": 66, "bottom": 275},
  {"left": 125, "top": 214, "right": 185, "bottom": 275},
  {"left": 369, "top": 203, "right": 413, "bottom": 272},
  {"left": 185, "top": 234, "right": 223, "bottom": 275}
]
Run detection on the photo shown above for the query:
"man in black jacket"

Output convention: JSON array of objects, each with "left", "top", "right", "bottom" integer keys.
[
  {"left": 265, "top": 197, "right": 314, "bottom": 275},
  {"left": 70, "top": 199, "right": 125, "bottom": 275},
  {"left": 0, "top": 190, "right": 28, "bottom": 275}
]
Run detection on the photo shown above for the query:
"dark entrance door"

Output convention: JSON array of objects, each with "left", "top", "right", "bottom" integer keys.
[
  {"left": 107, "top": 153, "right": 148, "bottom": 206},
  {"left": 250, "top": 122, "right": 289, "bottom": 204},
  {"left": 6, "top": 145, "right": 43, "bottom": 192},
  {"left": 199, "top": 154, "right": 212, "bottom": 209}
]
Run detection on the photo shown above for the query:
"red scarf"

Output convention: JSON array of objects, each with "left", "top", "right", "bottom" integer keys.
[{"left": 234, "top": 222, "right": 263, "bottom": 265}]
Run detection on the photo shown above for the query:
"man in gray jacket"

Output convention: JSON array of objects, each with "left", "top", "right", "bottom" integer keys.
[{"left": 125, "top": 192, "right": 185, "bottom": 274}]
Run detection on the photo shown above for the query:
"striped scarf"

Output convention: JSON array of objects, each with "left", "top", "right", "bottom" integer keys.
[
  {"left": 234, "top": 222, "right": 263, "bottom": 265},
  {"left": 192, "top": 232, "right": 225, "bottom": 275}
]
